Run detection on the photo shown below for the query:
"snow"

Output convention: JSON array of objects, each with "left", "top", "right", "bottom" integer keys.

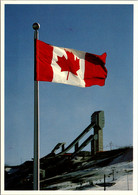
[
  {"left": 43, "top": 161, "right": 133, "bottom": 191},
  {"left": 5, "top": 167, "right": 19, "bottom": 174},
  {"left": 107, "top": 174, "right": 133, "bottom": 190}
]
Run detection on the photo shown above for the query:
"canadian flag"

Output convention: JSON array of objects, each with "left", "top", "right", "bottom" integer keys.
[{"left": 36, "top": 40, "right": 107, "bottom": 87}]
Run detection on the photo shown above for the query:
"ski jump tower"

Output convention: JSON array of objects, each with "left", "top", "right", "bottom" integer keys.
[
  {"left": 91, "top": 111, "right": 105, "bottom": 155},
  {"left": 52, "top": 111, "right": 105, "bottom": 157}
]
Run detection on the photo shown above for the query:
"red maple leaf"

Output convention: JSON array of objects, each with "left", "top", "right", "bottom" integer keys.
[{"left": 56, "top": 50, "right": 80, "bottom": 80}]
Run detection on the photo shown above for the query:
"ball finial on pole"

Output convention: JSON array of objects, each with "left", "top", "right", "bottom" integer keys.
[{"left": 32, "top": 23, "right": 40, "bottom": 30}]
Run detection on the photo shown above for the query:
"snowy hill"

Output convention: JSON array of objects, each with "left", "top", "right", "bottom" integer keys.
[
  {"left": 42, "top": 161, "right": 132, "bottom": 190},
  {"left": 5, "top": 146, "right": 133, "bottom": 190}
]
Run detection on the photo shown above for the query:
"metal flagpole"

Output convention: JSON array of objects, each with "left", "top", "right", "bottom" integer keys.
[{"left": 32, "top": 22, "right": 40, "bottom": 190}]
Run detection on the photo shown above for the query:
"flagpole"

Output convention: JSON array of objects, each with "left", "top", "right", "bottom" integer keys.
[{"left": 32, "top": 22, "right": 40, "bottom": 190}]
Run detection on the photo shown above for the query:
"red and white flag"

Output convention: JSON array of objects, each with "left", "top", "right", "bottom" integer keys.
[{"left": 36, "top": 40, "right": 107, "bottom": 87}]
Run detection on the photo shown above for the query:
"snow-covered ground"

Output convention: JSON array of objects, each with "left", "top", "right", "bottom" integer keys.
[
  {"left": 5, "top": 147, "right": 133, "bottom": 191},
  {"left": 43, "top": 161, "right": 133, "bottom": 191},
  {"left": 86, "top": 174, "right": 133, "bottom": 191}
]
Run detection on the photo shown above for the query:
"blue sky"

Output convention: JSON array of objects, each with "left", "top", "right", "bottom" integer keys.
[{"left": 4, "top": 3, "right": 133, "bottom": 166}]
